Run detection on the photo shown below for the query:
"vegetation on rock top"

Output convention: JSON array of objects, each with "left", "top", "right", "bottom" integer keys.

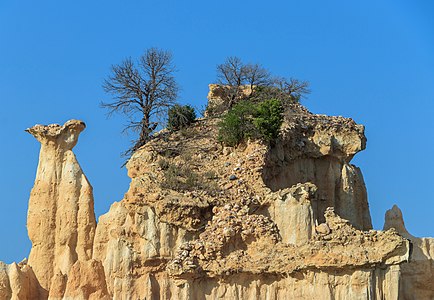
[
  {"left": 101, "top": 49, "right": 309, "bottom": 159},
  {"left": 218, "top": 99, "right": 284, "bottom": 146}
]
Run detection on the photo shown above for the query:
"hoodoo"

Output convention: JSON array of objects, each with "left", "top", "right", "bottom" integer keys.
[{"left": 26, "top": 120, "right": 97, "bottom": 295}]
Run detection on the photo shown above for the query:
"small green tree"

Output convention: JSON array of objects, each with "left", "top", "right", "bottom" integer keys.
[
  {"left": 253, "top": 99, "right": 284, "bottom": 142},
  {"left": 218, "top": 101, "right": 256, "bottom": 147},
  {"left": 167, "top": 104, "right": 196, "bottom": 131},
  {"left": 218, "top": 99, "right": 284, "bottom": 146}
]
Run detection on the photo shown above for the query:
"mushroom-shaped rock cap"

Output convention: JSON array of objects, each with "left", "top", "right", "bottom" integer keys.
[{"left": 26, "top": 119, "right": 86, "bottom": 150}]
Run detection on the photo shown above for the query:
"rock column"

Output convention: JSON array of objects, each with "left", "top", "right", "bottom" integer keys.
[{"left": 26, "top": 120, "right": 96, "bottom": 291}]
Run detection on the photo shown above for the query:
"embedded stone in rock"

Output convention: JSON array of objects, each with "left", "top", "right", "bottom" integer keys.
[
  {"left": 229, "top": 175, "right": 237, "bottom": 181},
  {"left": 26, "top": 120, "right": 97, "bottom": 291},
  {"left": 316, "top": 223, "right": 330, "bottom": 235}
]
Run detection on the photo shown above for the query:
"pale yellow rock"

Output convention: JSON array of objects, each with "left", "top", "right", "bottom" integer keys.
[
  {"left": 206, "top": 84, "right": 253, "bottom": 116},
  {"left": 384, "top": 204, "right": 413, "bottom": 239},
  {"left": 47, "top": 270, "right": 67, "bottom": 300},
  {"left": 155, "top": 268, "right": 402, "bottom": 300},
  {"left": 26, "top": 120, "right": 96, "bottom": 291},
  {"left": 92, "top": 200, "right": 196, "bottom": 298},
  {"left": 0, "top": 261, "right": 45, "bottom": 300},
  {"left": 384, "top": 205, "right": 434, "bottom": 299},
  {"left": 263, "top": 112, "right": 372, "bottom": 230},
  {"left": 89, "top": 97, "right": 409, "bottom": 299},
  {"left": 1, "top": 89, "right": 434, "bottom": 299},
  {"left": 266, "top": 183, "right": 317, "bottom": 245},
  {"left": 62, "top": 259, "right": 110, "bottom": 300}
]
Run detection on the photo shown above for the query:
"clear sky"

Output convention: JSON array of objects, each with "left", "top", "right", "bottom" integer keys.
[{"left": 1, "top": 0, "right": 433, "bottom": 263}]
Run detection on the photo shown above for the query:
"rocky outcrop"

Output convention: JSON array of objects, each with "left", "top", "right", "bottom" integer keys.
[
  {"left": 206, "top": 84, "right": 253, "bottom": 116},
  {"left": 1, "top": 85, "right": 433, "bottom": 299},
  {"left": 92, "top": 200, "right": 197, "bottom": 298},
  {"left": 87, "top": 102, "right": 407, "bottom": 298},
  {"left": 384, "top": 205, "right": 434, "bottom": 299},
  {"left": 262, "top": 105, "right": 371, "bottom": 230},
  {"left": 168, "top": 205, "right": 408, "bottom": 279},
  {"left": 25, "top": 120, "right": 96, "bottom": 292},
  {"left": 60, "top": 259, "right": 110, "bottom": 300}
]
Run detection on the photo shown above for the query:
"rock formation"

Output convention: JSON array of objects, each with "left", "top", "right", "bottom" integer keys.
[
  {"left": 0, "top": 260, "right": 43, "bottom": 300},
  {"left": 25, "top": 120, "right": 97, "bottom": 296},
  {"left": 384, "top": 205, "right": 434, "bottom": 299},
  {"left": 206, "top": 84, "right": 253, "bottom": 116},
  {"left": 263, "top": 106, "right": 372, "bottom": 230},
  {"left": 0, "top": 85, "right": 433, "bottom": 299}
]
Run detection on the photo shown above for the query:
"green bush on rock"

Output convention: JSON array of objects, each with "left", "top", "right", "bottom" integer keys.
[
  {"left": 253, "top": 99, "right": 284, "bottom": 142},
  {"left": 217, "top": 101, "right": 256, "bottom": 147},
  {"left": 168, "top": 104, "right": 196, "bottom": 131},
  {"left": 218, "top": 99, "right": 283, "bottom": 146}
]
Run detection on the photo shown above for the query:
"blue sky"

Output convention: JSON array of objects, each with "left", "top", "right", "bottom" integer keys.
[{"left": 1, "top": 0, "right": 433, "bottom": 263}]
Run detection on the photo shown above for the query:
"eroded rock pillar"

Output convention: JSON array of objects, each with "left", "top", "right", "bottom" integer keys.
[{"left": 26, "top": 120, "right": 96, "bottom": 291}]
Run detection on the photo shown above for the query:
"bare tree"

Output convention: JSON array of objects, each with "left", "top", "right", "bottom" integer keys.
[
  {"left": 244, "top": 63, "right": 271, "bottom": 91},
  {"left": 215, "top": 56, "right": 309, "bottom": 109},
  {"left": 216, "top": 56, "right": 245, "bottom": 87},
  {"left": 272, "top": 77, "right": 310, "bottom": 101},
  {"left": 250, "top": 77, "right": 310, "bottom": 106},
  {"left": 216, "top": 56, "right": 270, "bottom": 108},
  {"left": 216, "top": 56, "right": 245, "bottom": 108},
  {"left": 102, "top": 48, "right": 178, "bottom": 156}
]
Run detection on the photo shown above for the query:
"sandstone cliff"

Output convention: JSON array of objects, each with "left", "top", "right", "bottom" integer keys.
[{"left": 0, "top": 86, "right": 433, "bottom": 299}]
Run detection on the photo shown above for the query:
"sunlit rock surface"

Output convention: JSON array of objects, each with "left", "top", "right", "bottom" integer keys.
[
  {"left": 26, "top": 120, "right": 96, "bottom": 294},
  {"left": 0, "top": 87, "right": 432, "bottom": 299}
]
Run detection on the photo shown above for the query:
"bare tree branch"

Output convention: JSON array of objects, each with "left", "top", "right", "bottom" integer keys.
[
  {"left": 102, "top": 48, "right": 179, "bottom": 158},
  {"left": 215, "top": 56, "right": 310, "bottom": 111},
  {"left": 216, "top": 57, "right": 272, "bottom": 108}
]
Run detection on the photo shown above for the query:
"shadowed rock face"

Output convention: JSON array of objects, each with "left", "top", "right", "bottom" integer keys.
[{"left": 26, "top": 120, "right": 96, "bottom": 292}]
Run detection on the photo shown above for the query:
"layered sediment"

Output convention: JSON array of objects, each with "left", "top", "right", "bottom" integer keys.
[{"left": 1, "top": 86, "right": 433, "bottom": 299}]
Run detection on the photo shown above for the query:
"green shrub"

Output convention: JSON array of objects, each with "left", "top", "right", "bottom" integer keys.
[
  {"left": 161, "top": 164, "right": 184, "bottom": 190},
  {"left": 168, "top": 104, "right": 196, "bottom": 131},
  {"left": 158, "top": 158, "right": 170, "bottom": 170},
  {"left": 218, "top": 101, "right": 256, "bottom": 147},
  {"left": 253, "top": 99, "right": 283, "bottom": 142},
  {"left": 185, "top": 171, "right": 200, "bottom": 189},
  {"left": 218, "top": 99, "right": 283, "bottom": 146},
  {"left": 180, "top": 150, "right": 193, "bottom": 162},
  {"left": 158, "top": 148, "right": 180, "bottom": 158}
]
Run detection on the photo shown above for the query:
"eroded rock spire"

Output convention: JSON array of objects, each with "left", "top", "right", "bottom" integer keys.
[{"left": 26, "top": 120, "right": 96, "bottom": 291}]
